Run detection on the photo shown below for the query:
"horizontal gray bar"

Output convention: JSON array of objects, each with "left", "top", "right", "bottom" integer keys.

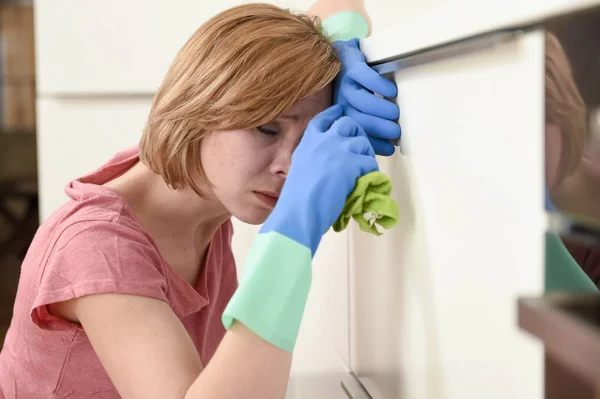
[
  {"left": 340, "top": 373, "right": 372, "bottom": 399},
  {"left": 370, "top": 29, "right": 526, "bottom": 75}
]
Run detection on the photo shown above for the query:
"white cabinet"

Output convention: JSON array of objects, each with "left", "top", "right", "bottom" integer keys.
[
  {"left": 33, "top": 0, "right": 315, "bottom": 95},
  {"left": 295, "top": 228, "right": 351, "bottom": 370},
  {"left": 36, "top": 97, "right": 152, "bottom": 219},
  {"left": 32, "top": 0, "right": 449, "bottom": 95},
  {"left": 348, "top": 29, "right": 546, "bottom": 398}
]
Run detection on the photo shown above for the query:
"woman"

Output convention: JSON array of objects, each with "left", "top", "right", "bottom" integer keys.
[{"left": 0, "top": 2, "right": 400, "bottom": 398}]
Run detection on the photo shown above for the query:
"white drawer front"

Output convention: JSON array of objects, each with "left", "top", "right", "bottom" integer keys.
[{"left": 350, "top": 29, "right": 546, "bottom": 399}]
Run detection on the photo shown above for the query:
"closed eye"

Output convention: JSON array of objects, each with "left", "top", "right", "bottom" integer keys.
[{"left": 257, "top": 126, "right": 279, "bottom": 136}]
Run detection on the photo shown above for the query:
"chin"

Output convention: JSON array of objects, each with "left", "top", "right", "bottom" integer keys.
[{"left": 233, "top": 208, "right": 272, "bottom": 225}]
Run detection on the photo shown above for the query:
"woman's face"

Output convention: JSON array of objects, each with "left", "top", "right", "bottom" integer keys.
[{"left": 200, "top": 86, "right": 331, "bottom": 224}]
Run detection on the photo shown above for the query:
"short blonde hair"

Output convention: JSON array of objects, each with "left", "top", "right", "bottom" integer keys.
[
  {"left": 139, "top": 3, "right": 340, "bottom": 196},
  {"left": 545, "top": 31, "right": 588, "bottom": 182}
]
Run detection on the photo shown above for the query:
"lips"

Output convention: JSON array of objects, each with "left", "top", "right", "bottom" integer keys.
[{"left": 253, "top": 191, "right": 279, "bottom": 208}]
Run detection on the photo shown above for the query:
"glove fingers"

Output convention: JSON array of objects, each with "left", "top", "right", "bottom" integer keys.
[
  {"left": 307, "top": 105, "right": 343, "bottom": 133},
  {"left": 330, "top": 116, "right": 362, "bottom": 138},
  {"left": 345, "top": 106, "right": 401, "bottom": 140},
  {"left": 345, "top": 135, "right": 375, "bottom": 157},
  {"left": 340, "top": 82, "right": 400, "bottom": 120},
  {"left": 369, "top": 138, "right": 397, "bottom": 156},
  {"left": 347, "top": 63, "right": 398, "bottom": 98},
  {"left": 330, "top": 117, "right": 377, "bottom": 156},
  {"left": 357, "top": 154, "right": 380, "bottom": 176}
]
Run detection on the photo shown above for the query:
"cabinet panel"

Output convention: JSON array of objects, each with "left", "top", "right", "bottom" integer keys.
[
  {"left": 36, "top": 97, "right": 152, "bottom": 219},
  {"left": 299, "top": 227, "right": 350, "bottom": 368},
  {"left": 361, "top": 0, "right": 600, "bottom": 66},
  {"left": 34, "top": 0, "right": 314, "bottom": 94},
  {"left": 349, "top": 30, "right": 546, "bottom": 398}
]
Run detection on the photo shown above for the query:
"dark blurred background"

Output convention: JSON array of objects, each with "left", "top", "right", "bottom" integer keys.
[{"left": 0, "top": 0, "right": 37, "bottom": 348}]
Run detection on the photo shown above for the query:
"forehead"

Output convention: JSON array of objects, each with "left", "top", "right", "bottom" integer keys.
[{"left": 278, "top": 87, "right": 331, "bottom": 122}]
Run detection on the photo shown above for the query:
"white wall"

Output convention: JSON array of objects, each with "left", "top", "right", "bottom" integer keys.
[
  {"left": 36, "top": 97, "right": 151, "bottom": 218},
  {"left": 34, "top": 1, "right": 320, "bottom": 95}
]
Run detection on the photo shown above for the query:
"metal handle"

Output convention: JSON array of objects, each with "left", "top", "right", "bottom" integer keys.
[
  {"left": 340, "top": 373, "right": 372, "bottom": 399},
  {"left": 369, "top": 29, "right": 524, "bottom": 75}
]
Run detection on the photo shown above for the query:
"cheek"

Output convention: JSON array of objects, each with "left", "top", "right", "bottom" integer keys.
[
  {"left": 202, "top": 135, "right": 239, "bottom": 181},
  {"left": 200, "top": 132, "right": 270, "bottom": 186}
]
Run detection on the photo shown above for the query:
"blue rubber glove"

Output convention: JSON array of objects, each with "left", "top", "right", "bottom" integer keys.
[
  {"left": 223, "top": 105, "right": 378, "bottom": 352},
  {"left": 334, "top": 38, "right": 401, "bottom": 156},
  {"left": 261, "top": 104, "right": 379, "bottom": 256}
]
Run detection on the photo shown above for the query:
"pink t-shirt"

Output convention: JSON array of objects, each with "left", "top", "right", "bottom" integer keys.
[{"left": 0, "top": 147, "right": 238, "bottom": 398}]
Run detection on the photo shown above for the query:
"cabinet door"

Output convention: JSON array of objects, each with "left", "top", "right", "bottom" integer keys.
[
  {"left": 34, "top": 0, "right": 315, "bottom": 95},
  {"left": 349, "top": 29, "right": 546, "bottom": 399},
  {"left": 36, "top": 97, "right": 152, "bottom": 219}
]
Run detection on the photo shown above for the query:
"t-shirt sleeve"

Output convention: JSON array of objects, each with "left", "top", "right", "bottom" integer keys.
[{"left": 31, "top": 220, "right": 169, "bottom": 331}]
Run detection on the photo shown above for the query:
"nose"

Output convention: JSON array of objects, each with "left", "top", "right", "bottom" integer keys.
[{"left": 269, "top": 141, "right": 295, "bottom": 178}]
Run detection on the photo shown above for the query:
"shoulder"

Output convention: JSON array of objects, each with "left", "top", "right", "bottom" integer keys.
[
  {"left": 29, "top": 206, "right": 170, "bottom": 330},
  {"left": 44, "top": 197, "right": 152, "bottom": 260},
  {"left": 32, "top": 198, "right": 168, "bottom": 302},
  {"left": 46, "top": 182, "right": 153, "bottom": 252}
]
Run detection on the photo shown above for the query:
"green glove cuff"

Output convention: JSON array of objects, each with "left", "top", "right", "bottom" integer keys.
[
  {"left": 333, "top": 171, "right": 399, "bottom": 235},
  {"left": 321, "top": 11, "right": 369, "bottom": 41},
  {"left": 222, "top": 231, "right": 312, "bottom": 353}
]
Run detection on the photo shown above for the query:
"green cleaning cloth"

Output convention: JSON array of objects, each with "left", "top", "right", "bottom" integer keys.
[{"left": 333, "top": 171, "right": 399, "bottom": 235}]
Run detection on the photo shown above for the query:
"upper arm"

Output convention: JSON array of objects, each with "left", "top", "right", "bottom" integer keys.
[
  {"left": 71, "top": 293, "right": 202, "bottom": 399},
  {"left": 32, "top": 219, "right": 213, "bottom": 397},
  {"left": 308, "top": 0, "right": 371, "bottom": 39}
]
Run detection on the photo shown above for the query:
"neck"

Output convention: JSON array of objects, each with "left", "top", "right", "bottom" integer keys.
[{"left": 109, "top": 161, "right": 231, "bottom": 253}]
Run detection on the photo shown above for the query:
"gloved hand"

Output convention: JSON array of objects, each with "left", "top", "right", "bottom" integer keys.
[
  {"left": 334, "top": 38, "right": 401, "bottom": 156},
  {"left": 261, "top": 104, "right": 379, "bottom": 256}
]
